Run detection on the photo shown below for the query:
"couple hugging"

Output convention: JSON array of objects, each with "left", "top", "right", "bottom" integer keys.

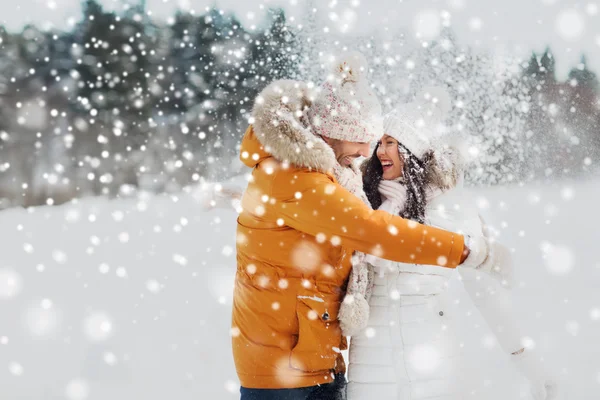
[{"left": 232, "top": 52, "right": 558, "bottom": 400}]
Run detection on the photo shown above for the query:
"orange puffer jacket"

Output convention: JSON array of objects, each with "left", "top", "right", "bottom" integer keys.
[{"left": 232, "top": 80, "right": 465, "bottom": 390}]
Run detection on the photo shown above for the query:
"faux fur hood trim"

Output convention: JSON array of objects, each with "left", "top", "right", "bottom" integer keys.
[
  {"left": 251, "top": 79, "right": 336, "bottom": 172},
  {"left": 424, "top": 146, "right": 463, "bottom": 191}
]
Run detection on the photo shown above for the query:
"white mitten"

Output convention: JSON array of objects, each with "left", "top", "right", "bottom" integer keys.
[
  {"left": 461, "top": 236, "right": 514, "bottom": 286},
  {"left": 512, "top": 349, "right": 559, "bottom": 400},
  {"left": 378, "top": 180, "right": 407, "bottom": 206},
  {"left": 478, "top": 242, "right": 514, "bottom": 287},
  {"left": 460, "top": 235, "right": 489, "bottom": 269}
]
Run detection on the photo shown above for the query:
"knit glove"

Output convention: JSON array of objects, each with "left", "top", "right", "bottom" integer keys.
[
  {"left": 338, "top": 260, "right": 372, "bottom": 337},
  {"left": 378, "top": 180, "right": 407, "bottom": 206},
  {"left": 512, "top": 349, "right": 559, "bottom": 400},
  {"left": 338, "top": 292, "right": 370, "bottom": 337}
]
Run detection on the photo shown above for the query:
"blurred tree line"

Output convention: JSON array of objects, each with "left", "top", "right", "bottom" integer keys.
[
  {"left": 0, "top": 1, "right": 598, "bottom": 208},
  {"left": 354, "top": 28, "right": 600, "bottom": 185},
  {"left": 0, "top": 0, "right": 299, "bottom": 208},
  {"left": 522, "top": 49, "right": 599, "bottom": 180}
]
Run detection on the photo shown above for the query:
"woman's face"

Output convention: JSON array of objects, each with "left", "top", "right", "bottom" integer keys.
[{"left": 376, "top": 134, "right": 404, "bottom": 180}]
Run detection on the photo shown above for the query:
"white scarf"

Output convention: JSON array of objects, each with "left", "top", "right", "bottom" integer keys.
[
  {"left": 364, "top": 179, "right": 408, "bottom": 275},
  {"left": 331, "top": 162, "right": 374, "bottom": 335}
]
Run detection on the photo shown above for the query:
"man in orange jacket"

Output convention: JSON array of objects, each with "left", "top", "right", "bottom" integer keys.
[{"left": 233, "top": 54, "right": 483, "bottom": 400}]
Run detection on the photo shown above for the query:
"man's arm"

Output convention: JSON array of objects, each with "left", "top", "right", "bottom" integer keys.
[{"left": 274, "top": 173, "right": 466, "bottom": 268}]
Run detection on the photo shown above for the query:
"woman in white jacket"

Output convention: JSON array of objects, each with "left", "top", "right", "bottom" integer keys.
[{"left": 340, "top": 99, "right": 558, "bottom": 400}]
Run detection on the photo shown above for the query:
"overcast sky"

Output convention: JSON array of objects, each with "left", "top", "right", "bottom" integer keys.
[{"left": 1, "top": 0, "right": 598, "bottom": 78}]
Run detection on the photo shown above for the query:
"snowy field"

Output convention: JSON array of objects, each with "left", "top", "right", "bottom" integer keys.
[{"left": 1, "top": 176, "right": 599, "bottom": 399}]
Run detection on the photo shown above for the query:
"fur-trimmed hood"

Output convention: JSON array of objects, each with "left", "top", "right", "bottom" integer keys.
[
  {"left": 246, "top": 79, "right": 336, "bottom": 172},
  {"left": 425, "top": 145, "right": 464, "bottom": 191}
]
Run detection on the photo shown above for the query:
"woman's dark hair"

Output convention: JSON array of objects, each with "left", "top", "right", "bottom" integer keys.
[{"left": 362, "top": 143, "right": 429, "bottom": 223}]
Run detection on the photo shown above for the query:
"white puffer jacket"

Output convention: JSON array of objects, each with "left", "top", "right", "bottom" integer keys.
[
  {"left": 347, "top": 177, "right": 558, "bottom": 400},
  {"left": 347, "top": 180, "right": 483, "bottom": 400}
]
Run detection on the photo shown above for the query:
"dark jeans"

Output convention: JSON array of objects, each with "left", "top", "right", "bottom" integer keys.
[{"left": 240, "top": 373, "right": 346, "bottom": 400}]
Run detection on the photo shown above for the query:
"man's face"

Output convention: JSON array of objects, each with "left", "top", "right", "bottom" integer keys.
[{"left": 322, "top": 137, "right": 371, "bottom": 167}]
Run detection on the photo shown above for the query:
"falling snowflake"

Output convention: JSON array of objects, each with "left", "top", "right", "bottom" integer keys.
[
  {"left": 146, "top": 280, "right": 162, "bottom": 294},
  {"left": 413, "top": 10, "right": 441, "bottom": 40},
  {"left": 83, "top": 312, "right": 114, "bottom": 342},
  {"left": 0, "top": 269, "right": 23, "bottom": 298},
  {"left": 8, "top": 362, "right": 24, "bottom": 377},
  {"left": 555, "top": 9, "right": 585, "bottom": 40},
  {"left": 65, "top": 379, "right": 90, "bottom": 400},
  {"left": 540, "top": 242, "right": 575, "bottom": 276}
]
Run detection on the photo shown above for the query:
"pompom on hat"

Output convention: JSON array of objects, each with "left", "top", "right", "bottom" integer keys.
[{"left": 307, "top": 52, "right": 384, "bottom": 144}]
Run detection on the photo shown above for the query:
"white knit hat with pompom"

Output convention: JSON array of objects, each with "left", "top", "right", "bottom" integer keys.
[
  {"left": 307, "top": 52, "right": 384, "bottom": 143},
  {"left": 383, "top": 86, "right": 452, "bottom": 160}
]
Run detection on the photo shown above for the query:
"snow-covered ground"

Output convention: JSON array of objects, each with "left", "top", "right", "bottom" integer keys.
[{"left": 1, "top": 177, "right": 599, "bottom": 399}]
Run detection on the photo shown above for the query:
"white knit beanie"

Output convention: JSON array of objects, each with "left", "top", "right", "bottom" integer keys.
[
  {"left": 307, "top": 52, "right": 383, "bottom": 144},
  {"left": 383, "top": 86, "right": 452, "bottom": 160}
]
